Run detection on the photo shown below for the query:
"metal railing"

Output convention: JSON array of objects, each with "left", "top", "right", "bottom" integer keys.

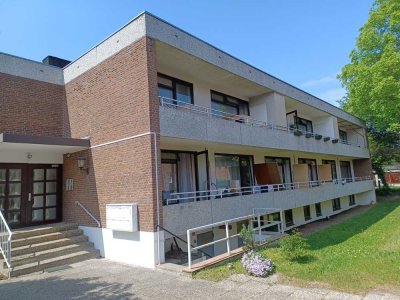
[
  {"left": 159, "top": 96, "right": 288, "bottom": 131},
  {"left": 164, "top": 176, "right": 371, "bottom": 205},
  {"left": 75, "top": 201, "right": 101, "bottom": 227},
  {"left": 187, "top": 208, "right": 283, "bottom": 269},
  {"left": 159, "top": 96, "right": 366, "bottom": 148},
  {"left": 0, "top": 210, "right": 12, "bottom": 278}
]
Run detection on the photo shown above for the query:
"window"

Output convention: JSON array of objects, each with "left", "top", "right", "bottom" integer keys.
[
  {"left": 322, "top": 160, "right": 338, "bottom": 180},
  {"left": 158, "top": 73, "right": 193, "bottom": 104},
  {"left": 315, "top": 203, "right": 322, "bottom": 217},
  {"left": 215, "top": 154, "right": 253, "bottom": 194},
  {"left": 332, "top": 198, "right": 341, "bottom": 211},
  {"left": 265, "top": 157, "right": 292, "bottom": 184},
  {"left": 284, "top": 209, "right": 294, "bottom": 227},
  {"left": 161, "top": 151, "right": 196, "bottom": 204},
  {"left": 303, "top": 205, "right": 311, "bottom": 221},
  {"left": 211, "top": 91, "right": 249, "bottom": 116},
  {"left": 340, "top": 161, "right": 352, "bottom": 181},
  {"left": 295, "top": 116, "right": 313, "bottom": 133},
  {"left": 298, "top": 158, "right": 319, "bottom": 183},
  {"left": 349, "top": 195, "right": 356, "bottom": 206},
  {"left": 339, "top": 130, "right": 348, "bottom": 143}
]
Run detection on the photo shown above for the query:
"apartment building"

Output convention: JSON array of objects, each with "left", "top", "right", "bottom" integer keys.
[{"left": 0, "top": 12, "right": 375, "bottom": 274}]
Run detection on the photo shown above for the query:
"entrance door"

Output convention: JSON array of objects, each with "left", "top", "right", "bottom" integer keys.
[
  {"left": 0, "top": 164, "right": 61, "bottom": 228},
  {"left": 0, "top": 165, "right": 27, "bottom": 228},
  {"left": 27, "top": 165, "right": 62, "bottom": 226}
]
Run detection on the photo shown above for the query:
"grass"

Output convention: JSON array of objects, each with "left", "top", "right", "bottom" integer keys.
[{"left": 194, "top": 199, "right": 400, "bottom": 292}]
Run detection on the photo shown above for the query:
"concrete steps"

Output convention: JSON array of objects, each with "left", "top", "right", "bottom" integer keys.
[{"left": 0, "top": 223, "right": 100, "bottom": 277}]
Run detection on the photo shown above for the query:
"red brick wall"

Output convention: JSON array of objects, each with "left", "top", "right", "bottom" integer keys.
[
  {"left": 0, "top": 73, "right": 68, "bottom": 137},
  {"left": 63, "top": 37, "right": 161, "bottom": 232}
]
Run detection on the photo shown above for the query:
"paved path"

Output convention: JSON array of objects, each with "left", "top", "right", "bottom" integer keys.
[{"left": 0, "top": 259, "right": 398, "bottom": 299}]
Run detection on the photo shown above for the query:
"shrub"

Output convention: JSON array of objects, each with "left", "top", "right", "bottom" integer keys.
[
  {"left": 279, "top": 229, "right": 309, "bottom": 261},
  {"left": 239, "top": 224, "right": 255, "bottom": 250},
  {"left": 241, "top": 250, "right": 274, "bottom": 277}
]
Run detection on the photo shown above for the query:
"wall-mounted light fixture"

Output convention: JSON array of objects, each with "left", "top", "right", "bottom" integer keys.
[{"left": 77, "top": 155, "right": 89, "bottom": 174}]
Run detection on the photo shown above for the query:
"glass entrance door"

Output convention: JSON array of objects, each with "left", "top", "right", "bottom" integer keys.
[
  {"left": 28, "top": 165, "right": 62, "bottom": 226},
  {"left": 0, "top": 165, "right": 26, "bottom": 228}
]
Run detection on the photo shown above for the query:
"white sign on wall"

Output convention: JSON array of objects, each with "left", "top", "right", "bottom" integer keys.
[{"left": 106, "top": 204, "right": 138, "bottom": 232}]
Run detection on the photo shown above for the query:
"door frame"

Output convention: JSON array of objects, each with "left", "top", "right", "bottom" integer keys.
[{"left": 26, "top": 164, "right": 63, "bottom": 227}]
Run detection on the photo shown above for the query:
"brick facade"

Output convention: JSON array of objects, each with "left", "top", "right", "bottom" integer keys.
[
  {"left": 0, "top": 72, "right": 68, "bottom": 137},
  {"left": 63, "top": 37, "right": 162, "bottom": 232}
]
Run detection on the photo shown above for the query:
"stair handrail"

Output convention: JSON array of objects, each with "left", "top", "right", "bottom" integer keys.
[
  {"left": 0, "top": 210, "right": 12, "bottom": 278},
  {"left": 75, "top": 201, "right": 101, "bottom": 227},
  {"left": 155, "top": 224, "right": 212, "bottom": 258}
]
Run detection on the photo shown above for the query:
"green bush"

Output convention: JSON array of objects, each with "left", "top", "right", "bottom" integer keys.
[
  {"left": 279, "top": 229, "right": 309, "bottom": 261},
  {"left": 239, "top": 224, "right": 255, "bottom": 251}
]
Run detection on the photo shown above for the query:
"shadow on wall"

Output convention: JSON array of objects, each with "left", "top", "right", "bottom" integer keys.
[
  {"left": 0, "top": 275, "right": 135, "bottom": 299},
  {"left": 308, "top": 200, "right": 400, "bottom": 250}
]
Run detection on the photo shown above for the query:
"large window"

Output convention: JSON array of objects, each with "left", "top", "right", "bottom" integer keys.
[
  {"left": 340, "top": 161, "right": 352, "bottom": 180},
  {"left": 284, "top": 209, "right": 294, "bottom": 227},
  {"left": 298, "top": 158, "right": 319, "bottom": 182},
  {"left": 303, "top": 205, "right": 311, "bottom": 221},
  {"left": 332, "top": 198, "right": 341, "bottom": 211},
  {"left": 161, "top": 151, "right": 196, "bottom": 203},
  {"left": 322, "top": 159, "right": 338, "bottom": 180},
  {"left": 339, "top": 130, "right": 348, "bottom": 143},
  {"left": 349, "top": 195, "right": 356, "bottom": 206},
  {"left": 214, "top": 154, "right": 253, "bottom": 193},
  {"left": 265, "top": 156, "right": 292, "bottom": 184},
  {"left": 295, "top": 116, "right": 313, "bottom": 133},
  {"left": 158, "top": 73, "right": 193, "bottom": 104},
  {"left": 211, "top": 91, "right": 249, "bottom": 116},
  {"left": 315, "top": 203, "right": 322, "bottom": 217}
]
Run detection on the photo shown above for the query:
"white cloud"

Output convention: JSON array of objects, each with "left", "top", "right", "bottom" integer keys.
[
  {"left": 316, "top": 87, "right": 346, "bottom": 106},
  {"left": 300, "top": 72, "right": 339, "bottom": 88}
]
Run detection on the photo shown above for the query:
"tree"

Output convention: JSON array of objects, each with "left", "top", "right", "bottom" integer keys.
[
  {"left": 339, "top": 0, "right": 400, "bottom": 133},
  {"left": 339, "top": 0, "right": 400, "bottom": 186}
]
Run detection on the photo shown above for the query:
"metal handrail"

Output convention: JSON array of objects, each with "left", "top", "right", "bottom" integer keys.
[
  {"left": 0, "top": 210, "right": 12, "bottom": 278},
  {"left": 159, "top": 96, "right": 366, "bottom": 148},
  {"left": 75, "top": 201, "right": 101, "bottom": 227},
  {"left": 164, "top": 176, "right": 371, "bottom": 205},
  {"left": 155, "top": 224, "right": 212, "bottom": 258}
]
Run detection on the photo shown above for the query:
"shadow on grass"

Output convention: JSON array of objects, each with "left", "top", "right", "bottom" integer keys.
[
  {"left": 307, "top": 200, "right": 400, "bottom": 251},
  {"left": 293, "top": 254, "right": 317, "bottom": 264}
]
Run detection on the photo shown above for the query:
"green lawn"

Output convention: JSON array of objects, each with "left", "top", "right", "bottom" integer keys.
[{"left": 194, "top": 200, "right": 400, "bottom": 292}]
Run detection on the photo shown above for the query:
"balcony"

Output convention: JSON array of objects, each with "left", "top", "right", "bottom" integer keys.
[
  {"left": 162, "top": 176, "right": 374, "bottom": 236},
  {"left": 159, "top": 97, "right": 370, "bottom": 158}
]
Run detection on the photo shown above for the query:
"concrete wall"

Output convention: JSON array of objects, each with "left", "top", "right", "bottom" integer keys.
[
  {"left": 160, "top": 107, "right": 370, "bottom": 158},
  {"left": 249, "top": 92, "right": 287, "bottom": 128},
  {"left": 163, "top": 180, "right": 375, "bottom": 236}
]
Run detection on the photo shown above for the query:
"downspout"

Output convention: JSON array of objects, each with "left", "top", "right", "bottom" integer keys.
[{"left": 152, "top": 132, "right": 161, "bottom": 266}]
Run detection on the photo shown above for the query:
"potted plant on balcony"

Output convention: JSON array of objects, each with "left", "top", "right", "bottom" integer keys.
[
  {"left": 323, "top": 136, "right": 331, "bottom": 142},
  {"left": 305, "top": 132, "right": 312, "bottom": 138},
  {"left": 289, "top": 124, "right": 296, "bottom": 132},
  {"left": 314, "top": 134, "right": 323, "bottom": 140},
  {"left": 332, "top": 138, "right": 339, "bottom": 144},
  {"left": 293, "top": 129, "right": 303, "bottom": 136}
]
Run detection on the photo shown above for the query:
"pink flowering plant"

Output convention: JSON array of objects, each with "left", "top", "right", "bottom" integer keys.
[{"left": 241, "top": 250, "right": 274, "bottom": 277}]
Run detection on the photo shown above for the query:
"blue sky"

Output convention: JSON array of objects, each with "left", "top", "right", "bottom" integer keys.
[{"left": 0, "top": 0, "right": 373, "bottom": 106}]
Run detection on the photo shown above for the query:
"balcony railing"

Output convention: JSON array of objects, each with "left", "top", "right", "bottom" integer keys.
[
  {"left": 163, "top": 176, "right": 371, "bottom": 206},
  {"left": 159, "top": 96, "right": 366, "bottom": 148}
]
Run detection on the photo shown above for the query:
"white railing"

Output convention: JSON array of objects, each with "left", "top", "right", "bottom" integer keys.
[
  {"left": 75, "top": 201, "right": 101, "bottom": 227},
  {"left": 164, "top": 176, "right": 371, "bottom": 205},
  {"left": 187, "top": 208, "right": 283, "bottom": 270},
  {"left": 159, "top": 96, "right": 366, "bottom": 148},
  {"left": 0, "top": 210, "right": 12, "bottom": 278}
]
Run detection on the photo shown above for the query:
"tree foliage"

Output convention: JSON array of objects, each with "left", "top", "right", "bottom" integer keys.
[
  {"left": 339, "top": 0, "right": 400, "bottom": 183},
  {"left": 339, "top": 0, "right": 400, "bottom": 133}
]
